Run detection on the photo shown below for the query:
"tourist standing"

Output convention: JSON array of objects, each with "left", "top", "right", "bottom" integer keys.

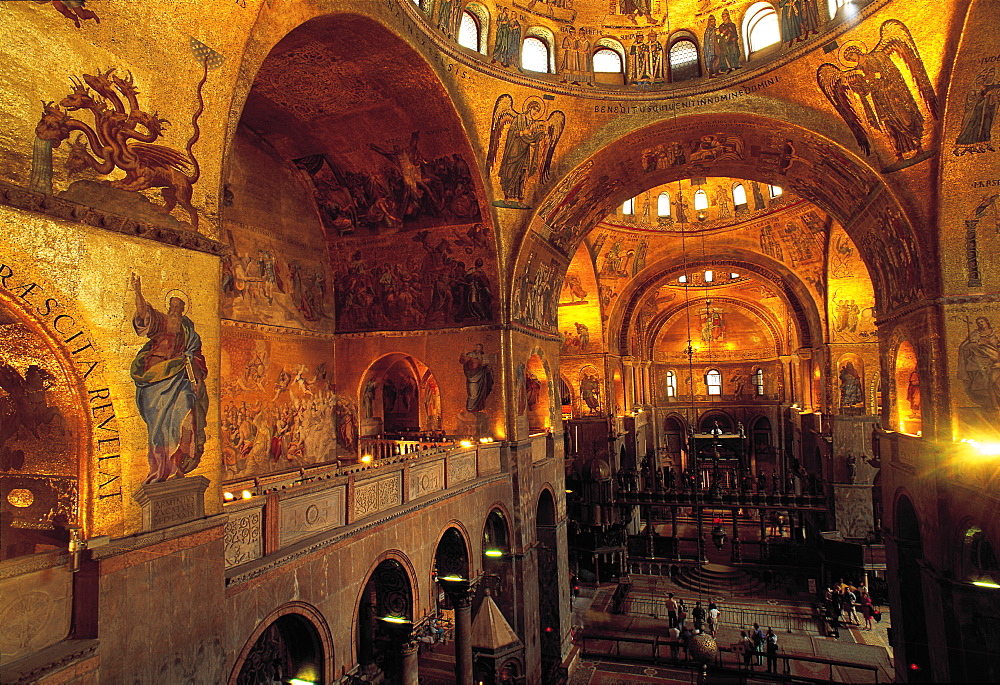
[
  {"left": 860, "top": 592, "right": 874, "bottom": 630},
  {"left": 665, "top": 593, "right": 678, "bottom": 627},
  {"left": 707, "top": 601, "right": 720, "bottom": 637},
  {"left": 765, "top": 628, "right": 779, "bottom": 673},
  {"left": 739, "top": 629, "right": 755, "bottom": 670},
  {"left": 752, "top": 623, "right": 765, "bottom": 665},
  {"left": 693, "top": 601, "right": 706, "bottom": 633}
]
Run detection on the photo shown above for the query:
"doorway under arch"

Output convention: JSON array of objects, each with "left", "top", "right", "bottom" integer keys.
[
  {"left": 232, "top": 608, "right": 328, "bottom": 685},
  {"left": 894, "top": 495, "right": 930, "bottom": 681},
  {"left": 536, "top": 489, "right": 562, "bottom": 681},
  {"left": 356, "top": 557, "right": 414, "bottom": 682}
]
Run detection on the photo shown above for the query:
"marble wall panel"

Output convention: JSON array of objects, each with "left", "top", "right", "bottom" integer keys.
[
  {"left": 353, "top": 473, "right": 402, "bottom": 520},
  {"left": 447, "top": 451, "right": 477, "bottom": 487},
  {"left": 280, "top": 486, "right": 346, "bottom": 547},
  {"left": 0, "top": 561, "right": 73, "bottom": 663},
  {"left": 409, "top": 460, "right": 445, "bottom": 501},
  {"left": 224, "top": 505, "right": 263, "bottom": 568},
  {"left": 478, "top": 445, "right": 501, "bottom": 476},
  {"left": 532, "top": 435, "right": 548, "bottom": 463}
]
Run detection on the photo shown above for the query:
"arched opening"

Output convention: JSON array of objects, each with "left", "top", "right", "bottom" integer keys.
[
  {"left": 743, "top": 2, "right": 781, "bottom": 58},
  {"left": 462, "top": 3, "right": 491, "bottom": 54},
  {"left": 593, "top": 44, "right": 625, "bottom": 87},
  {"left": 955, "top": 524, "right": 1000, "bottom": 680},
  {"left": 657, "top": 191, "right": 671, "bottom": 217},
  {"left": 481, "top": 508, "right": 516, "bottom": 627},
  {"left": 895, "top": 341, "right": 920, "bottom": 435},
  {"left": 0, "top": 295, "right": 84, "bottom": 563},
  {"left": 436, "top": 526, "right": 471, "bottom": 580},
  {"left": 668, "top": 37, "right": 700, "bottom": 82},
  {"left": 360, "top": 354, "right": 440, "bottom": 440},
  {"left": 559, "top": 376, "right": 573, "bottom": 417},
  {"left": 613, "top": 366, "right": 625, "bottom": 414},
  {"left": 356, "top": 558, "right": 414, "bottom": 682},
  {"left": 750, "top": 415, "right": 773, "bottom": 475},
  {"left": 526, "top": 353, "right": 550, "bottom": 432},
  {"left": 732, "top": 182, "right": 748, "bottom": 211},
  {"left": 234, "top": 611, "right": 326, "bottom": 685},
  {"left": 894, "top": 496, "right": 931, "bottom": 681},
  {"left": 521, "top": 35, "right": 551, "bottom": 73},
  {"left": 662, "top": 415, "right": 686, "bottom": 471},
  {"left": 535, "top": 489, "right": 562, "bottom": 680},
  {"left": 457, "top": 11, "right": 481, "bottom": 52}
]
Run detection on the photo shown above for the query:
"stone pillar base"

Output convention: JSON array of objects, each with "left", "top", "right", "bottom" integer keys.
[{"left": 133, "top": 476, "right": 210, "bottom": 532}]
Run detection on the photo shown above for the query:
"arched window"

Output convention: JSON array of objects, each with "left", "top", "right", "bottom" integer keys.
[
  {"left": 622, "top": 197, "right": 635, "bottom": 215},
  {"left": 743, "top": 2, "right": 781, "bottom": 57},
  {"left": 593, "top": 47, "right": 623, "bottom": 73},
  {"left": 753, "top": 368, "right": 765, "bottom": 395},
  {"left": 666, "top": 370, "right": 677, "bottom": 398},
  {"left": 693, "top": 189, "right": 709, "bottom": 211},
  {"left": 657, "top": 191, "right": 671, "bottom": 217},
  {"left": 522, "top": 36, "right": 550, "bottom": 73},
  {"left": 732, "top": 183, "right": 747, "bottom": 208},
  {"left": 828, "top": 0, "right": 849, "bottom": 20},
  {"left": 768, "top": 184, "right": 783, "bottom": 198},
  {"left": 457, "top": 11, "right": 480, "bottom": 51},
  {"left": 706, "top": 369, "right": 723, "bottom": 395},
  {"left": 669, "top": 39, "right": 700, "bottom": 82}
]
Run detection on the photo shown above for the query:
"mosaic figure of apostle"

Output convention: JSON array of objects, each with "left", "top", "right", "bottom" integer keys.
[{"left": 130, "top": 274, "right": 209, "bottom": 484}]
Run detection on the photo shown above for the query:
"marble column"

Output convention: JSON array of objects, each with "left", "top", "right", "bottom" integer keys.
[
  {"left": 401, "top": 638, "right": 419, "bottom": 685},
  {"left": 453, "top": 589, "right": 473, "bottom": 685}
]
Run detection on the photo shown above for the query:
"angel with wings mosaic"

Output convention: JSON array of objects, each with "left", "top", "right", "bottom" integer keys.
[
  {"left": 486, "top": 95, "right": 565, "bottom": 209},
  {"left": 817, "top": 19, "right": 938, "bottom": 172}
]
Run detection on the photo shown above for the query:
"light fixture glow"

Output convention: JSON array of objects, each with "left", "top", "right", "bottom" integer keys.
[
  {"left": 223, "top": 491, "right": 234, "bottom": 501},
  {"left": 484, "top": 549, "right": 504, "bottom": 558},
  {"left": 972, "top": 580, "right": 1000, "bottom": 589},
  {"left": 460, "top": 440, "right": 474, "bottom": 448},
  {"left": 439, "top": 574, "right": 466, "bottom": 582},
  {"left": 241, "top": 490, "right": 252, "bottom": 499},
  {"left": 380, "top": 615, "right": 410, "bottom": 624},
  {"left": 704, "top": 270, "right": 714, "bottom": 282},
  {"left": 360, "top": 454, "right": 373, "bottom": 464},
  {"left": 288, "top": 679, "right": 317, "bottom": 685},
  {"left": 960, "top": 438, "right": 1000, "bottom": 457}
]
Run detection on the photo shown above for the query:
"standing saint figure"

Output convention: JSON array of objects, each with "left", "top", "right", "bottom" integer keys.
[
  {"left": 958, "top": 316, "right": 1000, "bottom": 411},
  {"left": 459, "top": 343, "right": 494, "bottom": 412},
  {"left": 130, "top": 274, "right": 208, "bottom": 484},
  {"left": 580, "top": 369, "right": 601, "bottom": 413},
  {"left": 839, "top": 361, "right": 863, "bottom": 408}
]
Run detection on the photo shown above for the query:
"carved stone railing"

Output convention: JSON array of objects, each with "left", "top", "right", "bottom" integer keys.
[
  {"left": 222, "top": 441, "right": 504, "bottom": 570},
  {"left": 360, "top": 436, "right": 454, "bottom": 461}
]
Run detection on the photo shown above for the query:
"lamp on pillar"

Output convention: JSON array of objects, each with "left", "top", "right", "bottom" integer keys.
[
  {"left": 437, "top": 575, "right": 474, "bottom": 685},
  {"left": 377, "top": 615, "right": 417, "bottom": 685}
]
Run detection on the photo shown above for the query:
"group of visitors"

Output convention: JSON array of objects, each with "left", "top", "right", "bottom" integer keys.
[
  {"left": 664, "top": 593, "right": 722, "bottom": 636},
  {"left": 824, "top": 580, "right": 879, "bottom": 631},
  {"left": 663, "top": 593, "right": 723, "bottom": 661},
  {"left": 734, "top": 623, "right": 780, "bottom": 673}
]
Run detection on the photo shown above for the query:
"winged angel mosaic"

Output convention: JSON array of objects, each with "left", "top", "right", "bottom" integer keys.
[
  {"left": 817, "top": 19, "right": 938, "bottom": 173},
  {"left": 486, "top": 95, "right": 565, "bottom": 209}
]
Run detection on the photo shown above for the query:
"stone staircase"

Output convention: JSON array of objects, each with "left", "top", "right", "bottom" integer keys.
[{"left": 672, "top": 563, "right": 764, "bottom": 596}]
